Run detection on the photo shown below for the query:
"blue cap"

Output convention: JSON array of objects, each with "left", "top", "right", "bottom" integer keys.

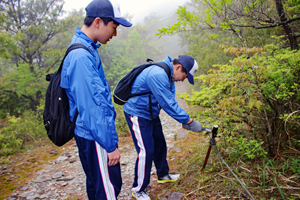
[
  {"left": 178, "top": 55, "right": 198, "bottom": 85},
  {"left": 85, "top": 0, "right": 132, "bottom": 27}
]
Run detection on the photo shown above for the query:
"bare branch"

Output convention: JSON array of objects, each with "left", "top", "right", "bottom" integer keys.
[{"left": 232, "top": 16, "right": 300, "bottom": 29}]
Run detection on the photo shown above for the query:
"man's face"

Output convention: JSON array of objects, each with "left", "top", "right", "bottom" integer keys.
[
  {"left": 172, "top": 65, "right": 188, "bottom": 82},
  {"left": 96, "top": 20, "right": 119, "bottom": 44}
]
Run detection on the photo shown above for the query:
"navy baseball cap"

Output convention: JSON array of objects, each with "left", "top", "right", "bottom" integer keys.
[
  {"left": 178, "top": 55, "right": 198, "bottom": 84},
  {"left": 85, "top": 0, "right": 132, "bottom": 27}
]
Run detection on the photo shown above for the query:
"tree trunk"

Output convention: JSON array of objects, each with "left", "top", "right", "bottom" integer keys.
[{"left": 274, "top": 0, "right": 299, "bottom": 50}]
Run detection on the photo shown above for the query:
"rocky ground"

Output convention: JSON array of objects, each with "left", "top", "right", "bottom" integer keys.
[{"left": 5, "top": 82, "right": 192, "bottom": 200}]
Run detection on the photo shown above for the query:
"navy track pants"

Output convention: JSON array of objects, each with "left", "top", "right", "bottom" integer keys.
[
  {"left": 124, "top": 112, "right": 169, "bottom": 192},
  {"left": 74, "top": 134, "right": 122, "bottom": 200}
]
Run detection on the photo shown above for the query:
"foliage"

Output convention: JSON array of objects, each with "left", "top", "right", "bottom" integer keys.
[
  {"left": 156, "top": 0, "right": 277, "bottom": 77},
  {"left": 281, "top": 158, "right": 300, "bottom": 174},
  {"left": 0, "top": 110, "right": 45, "bottom": 156},
  {"left": 0, "top": 14, "right": 20, "bottom": 60},
  {"left": 152, "top": 125, "right": 300, "bottom": 199},
  {"left": 157, "top": 0, "right": 299, "bottom": 49},
  {"left": 43, "top": 9, "right": 86, "bottom": 73},
  {"left": 100, "top": 16, "right": 165, "bottom": 87},
  {"left": 0, "top": 0, "right": 82, "bottom": 117},
  {"left": 100, "top": 28, "right": 146, "bottom": 86},
  {"left": 182, "top": 44, "right": 300, "bottom": 156},
  {"left": 227, "top": 135, "right": 267, "bottom": 160},
  {"left": 180, "top": 30, "right": 231, "bottom": 74},
  {"left": 114, "top": 103, "right": 129, "bottom": 136},
  {"left": 0, "top": 0, "right": 70, "bottom": 68},
  {"left": 0, "top": 63, "right": 46, "bottom": 117}
]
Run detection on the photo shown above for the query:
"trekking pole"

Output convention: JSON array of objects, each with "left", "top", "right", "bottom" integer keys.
[
  {"left": 211, "top": 144, "right": 256, "bottom": 200},
  {"left": 200, "top": 125, "right": 255, "bottom": 200},
  {"left": 201, "top": 125, "right": 218, "bottom": 171}
]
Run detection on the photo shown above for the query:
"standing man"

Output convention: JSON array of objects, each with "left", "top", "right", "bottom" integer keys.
[
  {"left": 60, "top": 0, "right": 132, "bottom": 199},
  {"left": 123, "top": 55, "right": 203, "bottom": 200}
]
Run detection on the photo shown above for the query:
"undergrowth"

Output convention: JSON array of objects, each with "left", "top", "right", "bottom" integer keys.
[{"left": 154, "top": 128, "right": 300, "bottom": 200}]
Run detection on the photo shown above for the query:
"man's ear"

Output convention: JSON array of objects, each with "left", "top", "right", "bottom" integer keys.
[
  {"left": 93, "top": 17, "right": 102, "bottom": 28},
  {"left": 175, "top": 64, "right": 182, "bottom": 71}
]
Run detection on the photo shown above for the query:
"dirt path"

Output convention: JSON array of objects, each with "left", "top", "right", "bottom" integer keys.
[{"left": 5, "top": 81, "right": 190, "bottom": 200}]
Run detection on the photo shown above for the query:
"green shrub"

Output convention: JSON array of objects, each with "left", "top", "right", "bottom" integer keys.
[
  {"left": 182, "top": 44, "right": 300, "bottom": 156},
  {"left": 229, "top": 136, "right": 268, "bottom": 160},
  {"left": 114, "top": 103, "right": 130, "bottom": 136},
  {"left": 0, "top": 110, "right": 45, "bottom": 156}
]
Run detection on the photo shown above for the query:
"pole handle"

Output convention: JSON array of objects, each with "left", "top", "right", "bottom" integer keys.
[{"left": 201, "top": 125, "right": 218, "bottom": 137}]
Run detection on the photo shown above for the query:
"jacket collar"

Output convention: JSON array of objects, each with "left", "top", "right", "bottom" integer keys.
[
  {"left": 163, "top": 56, "right": 174, "bottom": 81},
  {"left": 75, "top": 28, "right": 101, "bottom": 49}
]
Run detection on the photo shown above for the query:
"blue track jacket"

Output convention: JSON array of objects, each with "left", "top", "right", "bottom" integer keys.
[
  {"left": 123, "top": 56, "right": 190, "bottom": 123},
  {"left": 60, "top": 28, "right": 118, "bottom": 153}
]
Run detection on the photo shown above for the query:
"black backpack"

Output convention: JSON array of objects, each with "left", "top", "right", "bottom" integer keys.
[
  {"left": 43, "top": 43, "right": 92, "bottom": 147},
  {"left": 113, "top": 61, "right": 171, "bottom": 105}
]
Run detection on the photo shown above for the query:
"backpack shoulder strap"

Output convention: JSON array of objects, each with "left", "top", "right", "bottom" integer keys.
[
  {"left": 58, "top": 43, "right": 93, "bottom": 72},
  {"left": 57, "top": 44, "right": 92, "bottom": 123},
  {"left": 154, "top": 62, "right": 171, "bottom": 80}
]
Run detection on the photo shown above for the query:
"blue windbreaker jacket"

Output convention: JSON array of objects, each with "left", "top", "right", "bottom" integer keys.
[
  {"left": 123, "top": 56, "right": 190, "bottom": 123},
  {"left": 60, "top": 28, "right": 118, "bottom": 153}
]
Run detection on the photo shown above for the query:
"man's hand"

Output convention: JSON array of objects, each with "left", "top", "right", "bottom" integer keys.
[
  {"left": 107, "top": 148, "right": 121, "bottom": 166},
  {"left": 182, "top": 119, "right": 202, "bottom": 132}
]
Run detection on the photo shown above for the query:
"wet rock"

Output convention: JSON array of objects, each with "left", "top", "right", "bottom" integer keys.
[
  {"left": 26, "top": 194, "right": 40, "bottom": 200},
  {"left": 50, "top": 151, "right": 58, "bottom": 155},
  {"left": 69, "top": 156, "right": 76, "bottom": 163},
  {"left": 57, "top": 175, "right": 74, "bottom": 181},
  {"left": 32, "top": 178, "right": 48, "bottom": 183},
  {"left": 172, "top": 147, "right": 181, "bottom": 152},
  {"left": 168, "top": 192, "right": 185, "bottom": 200},
  {"left": 5, "top": 198, "right": 16, "bottom": 200},
  {"left": 19, "top": 191, "right": 35, "bottom": 198},
  {"left": 177, "top": 131, "right": 188, "bottom": 139},
  {"left": 60, "top": 182, "right": 68, "bottom": 187},
  {"left": 21, "top": 186, "right": 29, "bottom": 191},
  {"left": 55, "top": 156, "right": 69, "bottom": 164},
  {"left": 10, "top": 193, "right": 19, "bottom": 197},
  {"left": 61, "top": 152, "right": 71, "bottom": 157},
  {"left": 52, "top": 172, "right": 64, "bottom": 179}
]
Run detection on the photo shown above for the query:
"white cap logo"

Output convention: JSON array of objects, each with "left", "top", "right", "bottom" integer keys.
[
  {"left": 189, "top": 60, "right": 198, "bottom": 76},
  {"left": 110, "top": 0, "right": 122, "bottom": 17}
]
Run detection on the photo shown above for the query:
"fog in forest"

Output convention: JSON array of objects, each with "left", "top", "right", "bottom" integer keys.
[{"left": 63, "top": 0, "right": 189, "bottom": 61}]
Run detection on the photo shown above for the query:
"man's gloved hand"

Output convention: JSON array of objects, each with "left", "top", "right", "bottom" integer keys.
[{"left": 182, "top": 120, "right": 202, "bottom": 132}]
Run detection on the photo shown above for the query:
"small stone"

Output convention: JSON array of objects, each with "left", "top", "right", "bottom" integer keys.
[
  {"left": 177, "top": 131, "right": 189, "bottom": 139},
  {"left": 168, "top": 192, "right": 185, "bottom": 200},
  {"left": 56, "top": 156, "right": 69, "bottom": 162},
  {"left": 61, "top": 152, "right": 71, "bottom": 157},
  {"left": 52, "top": 172, "right": 64, "bottom": 179},
  {"left": 21, "top": 186, "right": 29, "bottom": 191},
  {"left": 19, "top": 191, "right": 35, "bottom": 198},
  {"left": 10, "top": 193, "right": 19, "bottom": 197},
  {"left": 26, "top": 194, "right": 40, "bottom": 200},
  {"left": 57, "top": 175, "right": 74, "bottom": 181},
  {"left": 50, "top": 151, "right": 58, "bottom": 154},
  {"left": 172, "top": 147, "right": 181, "bottom": 152},
  {"left": 69, "top": 156, "right": 76, "bottom": 163},
  {"left": 61, "top": 182, "right": 68, "bottom": 186}
]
